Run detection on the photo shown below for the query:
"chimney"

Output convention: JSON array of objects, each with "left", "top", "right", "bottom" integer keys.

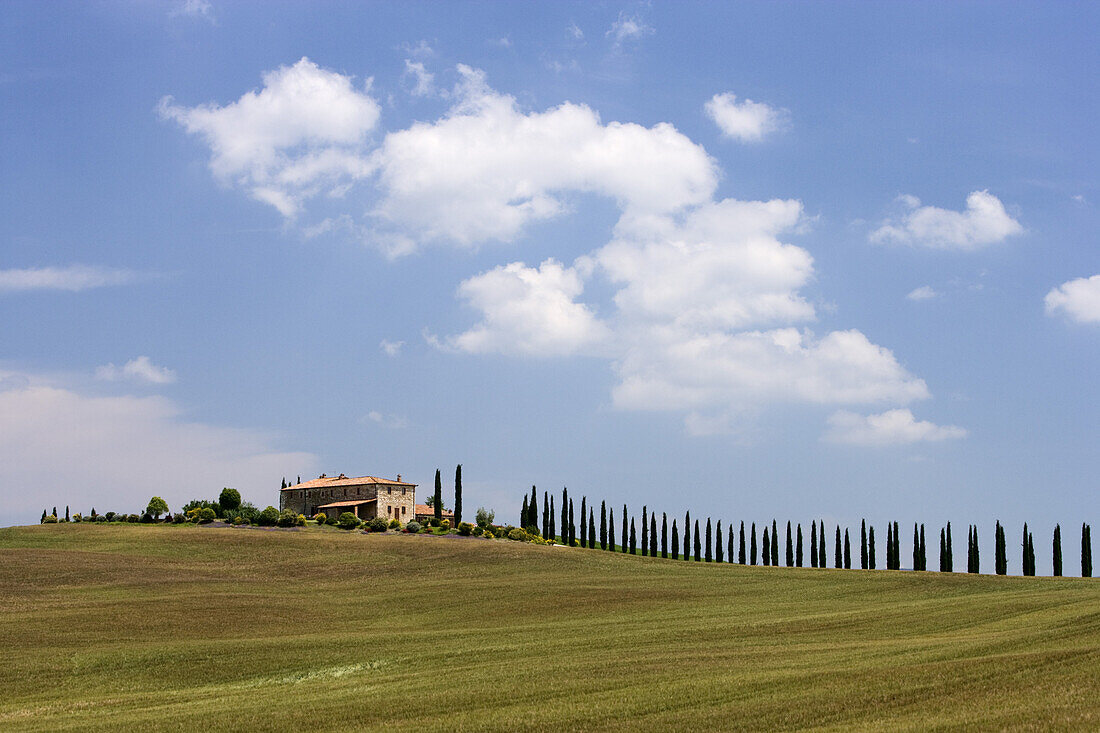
[{"left": 397, "top": 474, "right": 401, "bottom": 482}]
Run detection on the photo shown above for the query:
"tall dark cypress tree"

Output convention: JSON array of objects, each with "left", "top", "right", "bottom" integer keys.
[
  {"left": 995, "top": 521, "right": 1006, "bottom": 575},
  {"left": 868, "top": 526, "right": 876, "bottom": 569},
  {"left": 705, "top": 518, "right": 713, "bottom": 562},
  {"left": 568, "top": 499, "right": 576, "bottom": 547},
  {"left": 819, "top": 522, "right": 827, "bottom": 569},
  {"left": 549, "top": 495, "right": 556, "bottom": 543},
  {"left": 892, "top": 521, "right": 900, "bottom": 570},
  {"left": 528, "top": 484, "right": 537, "bottom": 530},
  {"left": 844, "top": 529, "right": 851, "bottom": 569},
  {"left": 561, "top": 488, "right": 569, "bottom": 543},
  {"left": 589, "top": 509, "right": 596, "bottom": 549},
  {"left": 1022, "top": 523, "right": 1030, "bottom": 576},
  {"left": 694, "top": 519, "right": 701, "bottom": 562},
  {"left": 629, "top": 518, "right": 636, "bottom": 554},
  {"left": 971, "top": 525, "right": 980, "bottom": 574},
  {"left": 939, "top": 528, "right": 947, "bottom": 572},
  {"left": 641, "top": 506, "right": 648, "bottom": 557},
  {"left": 861, "top": 520, "right": 868, "bottom": 570},
  {"left": 521, "top": 495, "right": 528, "bottom": 529},
  {"left": 886, "top": 522, "right": 893, "bottom": 569},
  {"left": 738, "top": 521, "right": 746, "bottom": 564},
  {"left": 762, "top": 527, "right": 770, "bottom": 566},
  {"left": 919, "top": 524, "right": 927, "bottom": 572},
  {"left": 543, "top": 491, "right": 549, "bottom": 539},
  {"left": 580, "top": 497, "right": 587, "bottom": 547},
  {"left": 622, "top": 504, "right": 628, "bottom": 553},
  {"left": 608, "top": 507, "right": 615, "bottom": 551},
  {"left": 671, "top": 519, "right": 680, "bottom": 560},
  {"left": 1082, "top": 524, "right": 1092, "bottom": 578},
  {"left": 662, "top": 512, "right": 668, "bottom": 558},
  {"left": 834, "top": 526, "right": 842, "bottom": 569},
  {"left": 913, "top": 524, "right": 921, "bottom": 571},
  {"left": 716, "top": 520, "right": 723, "bottom": 563},
  {"left": 771, "top": 520, "right": 779, "bottom": 566},
  {"left": 434, "top": 469, "right": 443, "bottom": 522},
  {"left": 796, "top": 524, "right": 804, "bottom": 567},
  {"left": 1053, "top": 524, "right": 1062, "bottom": 577},
  {"left": 786, "top": 521, "right": 794, "bottom": 567},
  {"left": 946, "top": 522, "right": 953, "bottom": 572},
  {"left": 750, "top": 522, "right": 758, "bottom": 565},
  {"left": 600, "top": 501, "right": 607, "bottom": 550},
  {"left": 649, "top": 514, "right": 657, "bottom": 557},
  {"left": 684, "top": 511, "right": 691, "bottom": 560},
  {"left": 810, "top": 520, "right": 818, "bottom": 568},
  {"left": 727, "top": 522, "right": 734, "bottom": 563}
]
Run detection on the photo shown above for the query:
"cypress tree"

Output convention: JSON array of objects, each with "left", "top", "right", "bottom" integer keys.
[
  {"left": 521, "top": 495, "right": 528, "bottom": 529},
  {"left": 41, "top": 509, "right": 46, "bottom": 523},
  {"left": 868, "top": 526, "right": 876, "bottom": 569},
  {"left": 568, "top": 499, "right": 575, "bottom": 547},
  {"left": 705, "top": 518, "right": 713, "bottom": 562},
  {"left": 671, "top": 520, "right": 679, "bottom": 560},
  {"left": 819, "top": 522, "right": 827, "bottom": 569},
  {"left": 727, "top": 523, "right": 734, "bottom": 563},
  {"left": 913, "top": 524, "right": 920, "bottom": 571},
  {"left": 738, "top": 521, "right": 746, "bottom": 564},
  {"left": 810, "top": 520, "right": 818, "bottom": 568},
  {"left": 716, "top": 520, "right": 723, "bottom": 563},
  {"left": 972, "top": 525, "right": 980, "bottom": 574},
  {"left": 580, "top": 497, "right": 587, "bottom": 547},
  {"left": 1022, "top": 523, "right": 1030, "bottom": 576},
  {"left": 1053, "top": 524, "right": 1062, "bottom": 577},
  {"left": 861, "top": 520, "right": 868, "bottom": 570},
  {"left": 771, "top": 520, "right": 779, "bottom": 566},
  {"left": 454, "top": 467, "right": 464, "bottom": 527},
  {"left": 892, "top": 521, "right": 900, "bottom": 570},
  {"left": 946, "top": 522, "right": 953, "bottom": 572},
  {"left": 641, "top": 506, "right": 648, "bottom": 557},
  {"left": 886, "top": 523, "right": 893, "bottom": 569},
  {"left": 684, "top": 511, "right": 691, "bottom": 560},
  {"left": 939, "top": 528, "right": 947, "bottom": 572},
  {"left": 281, "top": 477, "right": 287, "bottom": 490},
  {"left": 835, "top": 526, "right": 842, "bottom": 569},
  {"left": 995, "top": 521, "right": 1006, "bottom": 575},
  {"left": 52, "top": 507, "right": 57, "bottom": 518},
  {"left": 434, "top": 470, "right": 443, "bottom": 522},
  {"left": 796, "top": 524, "right": 804, "bottom": 567},
  {"left": 542, "top": 490, "right": 549, "bottom": 539},
  {"left": 752, "top": 521, "right": 761, "bottom": 565},
  {"left": 661, "top": 512, "right": 668, "bottom": 558},
  {"left": 622, "top": 504, "right": 628, "bottom": 553},
  {"left": 528, "top": 484, "right": 536, "bottom": 530},
  {"left": 1082, "top": 524, "right": 1092, "bottom": 578},
  {"left": 600, "top": 501, "right": 607, "bottom": 550},
  {"left": 844, "top": 529, "right": 851, "bottom": 569},
  {"left": 550, "top": 495, "right": 556, "bottom": 543},
  {"left": 1026, "top": 528, "right": 1035, "bottom": 576},
  {"left": 650, "top": 514, "right": 657, "bottom": 557},
  {"left": 561, "top": 488, "right": 568, "bottom": 543},
  {"left": 629, "top": 518, "right": 636, "bottom": 554},
  {"left": 589, "top": 509, "right": 596, "bottom": 549},
  {"left": 786, "top": 521, "right": 794, "bottom": 567},
  {"left": 762, "top": 527, "right": 770, "bottom": 566},
  {"left": 608, "top": 507, "right": 615, "bottom": 550},
  {"left": 919, "top": 524, "right": 927, "bottom": 571},
  {"left": 694, "top": 519, "right": 701, "bottom": 562}
]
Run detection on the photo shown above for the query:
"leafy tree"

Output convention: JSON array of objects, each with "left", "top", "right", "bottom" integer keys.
[
  {"left": 219, "top": 488, "right": 241, "bottom": 512},
  {"left": 1083, "top": 523, "right": 1092, "bottom": 578},
  {"left": 844, "top": 529, "right": 851, "bottom": 569},
  {"left": 762, "top": 526, "right": 770, "bottom": 566},
  {"left": 715, "top": 520, "right": 723, "bottom": 563},
  {"left": 1053, "top": 524, "right": 1062, "bottom": 577},
  {"left": 579, "top": 497, "right": 587, "bottom": 548},
  {"left": 661, "top": 512, "right": 668, "bottom": 558},
  {"left": 641, "top": 506, "right": 648, "bottom": 557},
  {"left": 861, "top": 519, "right": 868, "bottom": 570},
  {"left": 694, "top": 519, "right": 701, "bottom": 562},
  {"left": 600, "top": 500, "right": 607, "bottom": 550},
  {"left": 835, "top": 526, "right": 842, "bottom": 569},
  {"left": 705, "top": 518, "right": 713, "bottom": 562},
  {"left": 455, "top": 466, "right": 464, "bottom": 527},
  {"left": 629, "top": 518, "right": 636, "bottom": 554},
  {"left": 750, "top": 522, "right": 758, "bottom": 565},
  {"left": 589, "top": 508, "right": 595, "bottom": 549},
  {"left": 796, "top": 524, "right": 804, "bottom": 567},
  {"left": 671, "top": 519, "right": 679, "bottom": 560},
  {"left": 609, "top": 506, "right": 616, "bottom": 550},
  {"left": 434, "top": 469, "right": 443, "bottom": 522},
  {"left": 868, "top": 525, "right": 876, "bottom": 570},
  {"left": 739, "top": 521, "right": 746, "bottom": 565},
  {"left": 650, "top": 514, "right": 657, "bottom": 556},
  {"left": 810, "top": 520, "right": 818, "bottom": 568},
  {"left": 786, "top": 521, "right": 794, "bottom": 567},
  {"left": 146, "top": 496, "right": 169, "bottom": 520}
]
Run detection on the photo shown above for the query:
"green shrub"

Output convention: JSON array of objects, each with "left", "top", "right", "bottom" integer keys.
[
  {"left": 429, "top": 517, "right": 441, "bottom": 527},
  {"left": 105, "top": 512, "right": 117, "bottom": 521},
  {"left": 296, "top": 514, "right": 306, "bottom": 527},
  {"left": 95, "top": 515, "right": 108, "bottom": 523},
  {"left": 440, "top": 519, "right": 451, "bottom": 530},
  {"left": 313, "top": 512, "right": 327, "bottom": 525},
  {"left": 196, "top": 508, "right": 216, "bottom": 524},
  {"left": 405, "top": 521, "right": 421, "bottom": 533},
  {"left": 326, "top": 516, "right": 339, "bottom": 526},
  {"left": 389, "top": 518, "right": 401, "bottom": 529},
  {"left": 232, "top": 515, "right": 246, "bottom": 525},
  {"left": 42, "top": 515, "right": 58, "bottom": 524},
  {"left": 127, "top": 514, "right": 140, "bottom": 523},
  {"left": 72, "top": 513, "right": 83, "bottom": 523},
  {"left": 338, "top": 512, "right": 362, "bottom": 530},
  {"left": 471, "top": 525, "right": 484, "bottom": 536},
  {"left": 276, "top": 509, "right": 299, "bottom": 527},
  {"left": 218, "top": 487, "right": 241, "bottom": 513},
  {"left": 475, "top": 507, "right": 494, "bottom": 527},
  {"left": 367, "top": 517, "right": 388, "bottom": 532},
  {"left": 139, "top": 513, "right": 154, "bottom": 524},
  {"left": 482, "top": 527, "right": 494, "bottom": 538},
  {"left": 256, "top": 506, "right": 279, "bottom": 526},
  {"left": 507, "top": 528, "right": 526, "bottom": 541},
  {"left": 457, "top": 522, "right": 474, "bottom": 536}
]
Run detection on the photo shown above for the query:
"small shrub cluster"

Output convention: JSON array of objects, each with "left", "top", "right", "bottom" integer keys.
[
  {"left": 457, "top": 522, "right": 474, "bottom": 536},
  {"left": 366, "top": 517, "right": 388, "bottom": 532},
  {"left": 404, "top": 521, "right": 421, "bottom": 533},
  {"left": 338, "top": 512, "right": 362, "bottom": 530}
]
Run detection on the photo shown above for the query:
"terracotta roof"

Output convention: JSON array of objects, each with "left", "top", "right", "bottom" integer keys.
[
  {"left": 414, "top": 504, "right": 454, "bottom": 517},
  {"left": 283, "top": 474, "right": 417, "bottom": 491},
  {"left": 316, "top": 499, "right": 378, "bottom": 509}
]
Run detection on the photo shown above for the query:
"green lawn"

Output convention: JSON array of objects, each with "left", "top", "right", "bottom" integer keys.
[{"left": 1, "top": 523, "right": 1097, "bottom": 731}]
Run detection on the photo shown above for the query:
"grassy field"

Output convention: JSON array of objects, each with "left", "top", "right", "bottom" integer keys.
[{"left": 1, "top": 523, "right": 1097, "bottom": 731}]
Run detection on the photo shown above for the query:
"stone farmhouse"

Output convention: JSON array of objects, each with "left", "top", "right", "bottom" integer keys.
[{"left": 280, "top": 473, "right": 417, "bottom": 521}]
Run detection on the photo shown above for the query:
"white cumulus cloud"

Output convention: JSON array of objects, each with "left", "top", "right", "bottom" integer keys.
[
  {"left": 1045, "top": 274, "right": 1100, "bottom": 324},
  {"left": 824, "top": 408, "right": 967, "bottom": 446},
  {"left": 871, "top": 190, "right": 1023, "bottom": 250},
  {"left": 0, "top": 373, "right": 315, "bottom": 526},
  {"left": 159, "top": 57, "right": 380, "bottom": 217},
  {"left": 704, "top": 92, "right": 785, "bottom": 142},
  {"left": 0, "top": 265, "right": 137, "bottom": 293},
  {"left": 95, "top": 356, "right": 177, "bottom": 385},
  {"left": 607, "top": 12, "right": 653, "bottom": 46},
  {"left": 379, "top": 339, "right": 405, "bottom": 357},
  {"left": 403, "top": 60, "right": 435, "bottom": 96},
  {"left": 906, "top": 285, "right": 938, "bottom": 301}
]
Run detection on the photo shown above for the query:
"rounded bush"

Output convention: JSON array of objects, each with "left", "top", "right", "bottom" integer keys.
[
  {"left": 127, "top": 514, "right": 140, "bottom": 523},
  {"left": 256, "top": 506, "right": 280, "bottom": 526},
  {"left": 388, "top": 518, "right": 401, "bottom": 529},
  {"left": 140, "top": 513, "right": 154, "bottom": 524},
  {"left": 429, "top": 517, "right": 441, "bottom": 527},
  {"left": 313, "top": 512, "right": 327, "bottom": 525},
  {"left": 232, "top": 515, "right": 246, "bottom": 525},
  {"left": 471, "top": 525, "right": 484, "bottom": 536},
  {"left": 457, "top": 522, "right": 474, "bottom": 536},
  {"left": 296, "top": 514, "right": 306, "bottom": 527},
  {"left": 196, "top": 507, "right": 216, "bottom": 524},
  {"left": 367, "top": 517, "right": 388, "bottom": 532},
  {"left": 276, "top": 508, "right": 299, "bottom": 527},
  {"left": 325, "top": 515, "right": 339, "bottom": 525},
  {"left": 42, "top": 515, "right": 59, "bottom": 524},
  {"left": 481, "top": 527, "right": 494, "bottom": 539},
  {"left": 104, "top": 512, "right": 117, "bottom": 521},
  {"left": 507, "top": 528, "right": 526, "bottom": 541},
  {"left": 440, "top": 519, "right": 451, "bottom": 530},
  {"left": 95, "top": 514, "right": 108, "bottom": 523},
  {"left": 404, "top": 521, "right": 421, "bottom": 533},
  {"left": 337, "top": 512, "right": 362, "bottom": 530}
]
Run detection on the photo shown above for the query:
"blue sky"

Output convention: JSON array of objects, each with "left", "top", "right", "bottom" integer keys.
[{"left": 1, "top": 2, "right": 1097, "bottom": 571}]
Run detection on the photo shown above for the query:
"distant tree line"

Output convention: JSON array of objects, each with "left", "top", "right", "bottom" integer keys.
[{"left": 513, "top": 488, "right": 1095, "bottom": 578}]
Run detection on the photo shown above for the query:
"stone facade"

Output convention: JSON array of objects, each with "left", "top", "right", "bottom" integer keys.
[{"left": 280, "top": 473, "right": 416, "bottom": 521}]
